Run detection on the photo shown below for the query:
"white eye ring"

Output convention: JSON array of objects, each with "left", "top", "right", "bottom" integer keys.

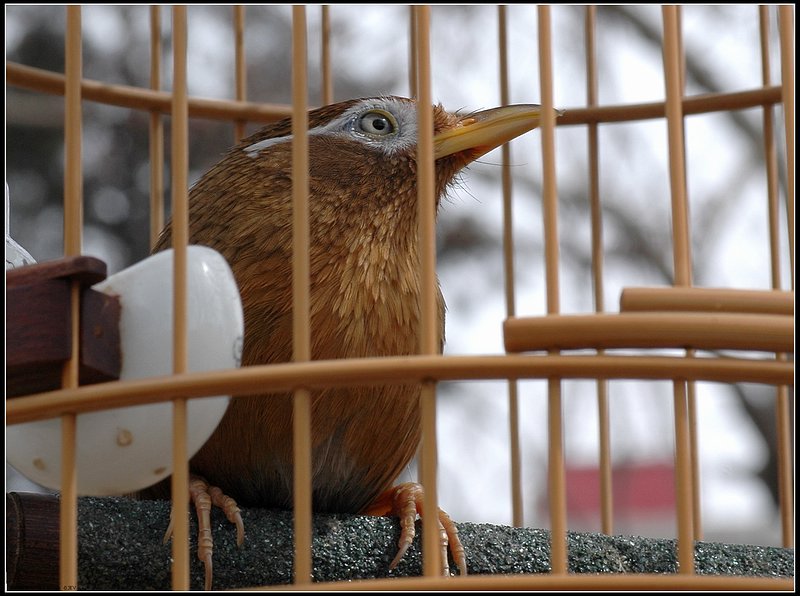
[{"left": 356, "top": 109, "right": 398, "bottom": 137}]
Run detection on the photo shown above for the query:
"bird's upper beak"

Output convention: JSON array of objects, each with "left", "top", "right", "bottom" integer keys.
[{"left": 433, "top": 104, "right": 561, "bottom": 160}]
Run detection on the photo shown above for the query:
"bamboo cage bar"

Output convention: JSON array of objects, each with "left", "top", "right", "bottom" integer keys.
[
  {"left": 62, "top": 13, "right": 82, "bottom": 259},
  {"left": 148, "top": 6, "right": 164, "bottom": 250},
  {"left": 662, "top": 5, "right": 696, "bottom": 573},
  {"left": 688, "top": 371, "right": 702, "bottom": 542},
  {"left": 674, "top": 10, "right": 712, "bottom": 535},
  {"left": 233, "top": 5, "right": 247, "bottom": 142},
  {"left": 266, "top": 573, "right": 793, "bottom": 592},
  {"left": 775, "top": 355, "right": 794, "bottom": 548},
  {"left": 497, "top": 5, "right": 523, "bottom": 530},
  {"left": 6, "top": 61, "right": 293, "bottom": 123},
  {"left": 414, "top": 10, "right": 438, "bottom": 360},
  {"left": 505, "top": 312, "right": 793, "bottom": 353},
  {"left": 677, "top": 7, "right": 711, "bottom": 535},
  {"left": 556, "top": 86, "right": 783, "bottom": 125},
  {"left": 412, "top": 5, "right": 442, "bottom": 578},
  {"left": 775, "top": 5, "right": 796, "bottom": 549},
  {"left": 5, "top": 60, "right": 783, "bottom": 127},
  {"left": 321, "top": 5, "right": 333, "bottom": 105},
  {"left": 7, "top": 353, "right": 792, "bottom": 426},
  {"left": 537, "top": 5, "right": 568, "bottom": 577},
  {"left": 584, "top": 4, "right": 614, "bottom": 537},
  {"left": 672, "top": 378, "right": 695, "bottom": 571},
  {"left": 778, "top": 6, "right": 794, "bottom": 283},
  {"left": 759, "top": 6, "right": 784, "bottom": 293},
  {"left": 620, "top": 287, "right": 794, "bottom": 315},
  {"left": 408, "top": 8, "right": 417, "bottom": 98},
  {"left": 662, "top": 7, "right": 692, "bottom": 289},
  {"left": 676, "top": 4, "right": 703, "bottom": 543},
  {"left": 58, "top": 401, "right": 78, "bottom": 590},
  {"left": 59, "top": 6, "right": 82, "bottom": 590},
  {"left": 290, "top": 5, "right": 313, "bottom": 585},
  {"left": 169, "top": 5, "right": 191, "bottom": 590}
]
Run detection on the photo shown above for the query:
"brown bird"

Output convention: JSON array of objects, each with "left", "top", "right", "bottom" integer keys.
[{"left": 141, "top": 96, "right": 548, "bottom": 588}]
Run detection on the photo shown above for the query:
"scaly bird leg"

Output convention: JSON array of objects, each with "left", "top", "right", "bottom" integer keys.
[
  {"left": 162, "top": 474, "right": 245, "bottom": 590},
  {"left": 364, "top": 481, "right": 467, "bottom": 576}
]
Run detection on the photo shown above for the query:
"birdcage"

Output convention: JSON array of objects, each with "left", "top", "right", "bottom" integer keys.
[{"left": 5, "top": 5, "right": 794, "bottom": 591}]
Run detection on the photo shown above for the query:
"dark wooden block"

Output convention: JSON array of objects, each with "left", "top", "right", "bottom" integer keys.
[
  {"left": 5, "top": 492, "right": 60, "bottom": 591},
  {"left": 79, "top": 288, "right": 122, "bottom": 387},
  {"left": 6, "top": 255, "right": 108, "bottom": 287},
  {"left": 6, "top": 279, "right": 73, "bottom": 396},
  {"left": 6, "top": 256, "right": 121, "bottom": 398}
]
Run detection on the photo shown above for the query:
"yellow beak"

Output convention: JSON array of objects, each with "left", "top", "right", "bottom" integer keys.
[{"left": 433, "top": 104, "right": 561, "bottom": 160}]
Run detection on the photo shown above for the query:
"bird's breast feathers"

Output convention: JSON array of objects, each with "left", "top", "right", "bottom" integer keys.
[{"left": 309, "top": 229, "right": 431, "bottom": 358}]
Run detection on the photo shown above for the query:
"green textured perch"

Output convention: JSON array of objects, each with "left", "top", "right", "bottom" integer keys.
[{"left": 6, "top": 494, "right": 794, "bottom": 590}]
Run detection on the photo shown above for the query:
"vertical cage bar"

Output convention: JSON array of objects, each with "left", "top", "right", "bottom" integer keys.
[
  {"left": 59, "top": 402, "right": 78, "bottom": 590},
  {"left": 233, "top": 5, "right": 247, "bottom": 142},
  {"left": 584, "top": 4, "right": 613, "bottom": 537},
  {"left": 678, "top": 4, "right": 706, "bottom": 547},
  {"left": 408, "top": 6, "right": 418, "bottom": 98},
  {"left": 774, "top": 361, "right": 794, "bottom": 547},
  {"left": 169, "top": 5, "right": 190, "bottom": 590},
  {"left": 63, "top": 7, "right": 83, "bottom": 259},
  {"left": 678, "top": 8, "right": 702, "bottom": 542},
  {"left": 662, "top": 5, "right": 696, "bottom": 574},
  {"left": 59, "top": 315, "right": 79, "bottom": 593},
  {"left": 321, "top": 5, "right": 333, "bottom": 105},
  {"left": 758, "top": 5, "right": 793, "bottom": 550},
  {"left": 672, "top": 381, "right": 695, "bottom": 573},
  {"left": 170, "top": 5, "right": 190, "bottom": 396},
  {"left": 584, "top": 4, "right": 602, "bottom": 318},
  {"left": 662, "top": 7, "right": 692, "bottom": 287},
  {"left": 760, "top": 6, "right": 783, "bottom": 291},
  {"left": 413, "top": 4, "right": 441, "bottom": 578},
  {"left": 290, "top": 4, "right": 313, "bottom": 585},
  {"left": 778, "top": 6, "right": 795, "bottom": 286},
  {"left": 687, "top": 370, "right": 702, "bottom": 541},
  {"left": 538, "top": 11, "right": 560, "bottom": 314},
  {"left": 498, "top": 5, "right": 523, "bottom": 529},
  {"left": 60, "top": 6, "right": 82, "bottom": 589},
  {"left": 677, "top": 6, "right": 703, "bottom": 542},
  {"left": 537, "top": 4, "right": 567, "bottom": 576},
  {"left": 546, "top": 383, "right": 567, "bottom": 576},
  {"left": 149, "top": 6, "right": 164, "bottom": 250}
]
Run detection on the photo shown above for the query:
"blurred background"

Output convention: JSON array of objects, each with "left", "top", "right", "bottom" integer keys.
[{"left": 5, "top": 5, "right": 793, "bottom": 546}]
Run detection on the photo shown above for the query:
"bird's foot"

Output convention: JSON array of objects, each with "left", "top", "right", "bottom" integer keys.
[
  {"left": 163, "top": 474, "right": 244, "bottom": 590},
  {"left": 364, "top": 481, "right": 467, "bottom": 576}
]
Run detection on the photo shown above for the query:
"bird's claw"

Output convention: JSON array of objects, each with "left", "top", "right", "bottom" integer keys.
[
  {"left": 162, "top": 474, "right": 244, "bottom": 590},
  {"left": 207, "top": 483, "right": 245, "bottom": 547},
  {"left": 202, "top": 551, "right": 213, "bottom": 592},
  {"left": 366, "top": 482, "right": 467, "bottom": 576},
  {"left": 388, "top": 541, "right": 412, "bottom": 571},
  {"left": 437, "top": 506, "right": 466, "bottom": 576}
]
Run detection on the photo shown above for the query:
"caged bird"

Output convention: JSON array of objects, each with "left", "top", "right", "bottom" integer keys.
[{"left": 139, "top": 95, "right": 552, "bottom": 588}]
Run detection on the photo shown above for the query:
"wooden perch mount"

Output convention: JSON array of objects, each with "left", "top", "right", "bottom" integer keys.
[{"left": 6, "top": 256, "right": 121, "bottom": 398}]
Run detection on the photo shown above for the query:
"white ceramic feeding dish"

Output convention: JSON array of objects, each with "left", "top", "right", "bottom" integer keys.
[{"left": 7, "top": 246, "right": 244, "bottom": 495}]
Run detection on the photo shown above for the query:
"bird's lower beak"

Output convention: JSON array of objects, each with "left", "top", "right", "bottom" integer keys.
[{"left": 433, "top": 104, "right": 560, "bottom": 160}]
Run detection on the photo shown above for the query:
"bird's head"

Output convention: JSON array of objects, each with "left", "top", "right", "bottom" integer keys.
[{"left": 238, "top": 96, "right": 551, "bottom": 211}]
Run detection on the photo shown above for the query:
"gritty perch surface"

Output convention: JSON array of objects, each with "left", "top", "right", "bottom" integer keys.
[{"left": 73, "top": 496, "right": 794, "bottom": 590}]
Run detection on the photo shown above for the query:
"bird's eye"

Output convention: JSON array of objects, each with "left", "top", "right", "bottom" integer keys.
[{"left": 356, "top": 110, "right": 398, "bottom": 137}]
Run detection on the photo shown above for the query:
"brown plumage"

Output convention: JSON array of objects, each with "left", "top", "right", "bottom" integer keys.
[{"left": 140, "top": 96, "right": 547, "bottom": 586}]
